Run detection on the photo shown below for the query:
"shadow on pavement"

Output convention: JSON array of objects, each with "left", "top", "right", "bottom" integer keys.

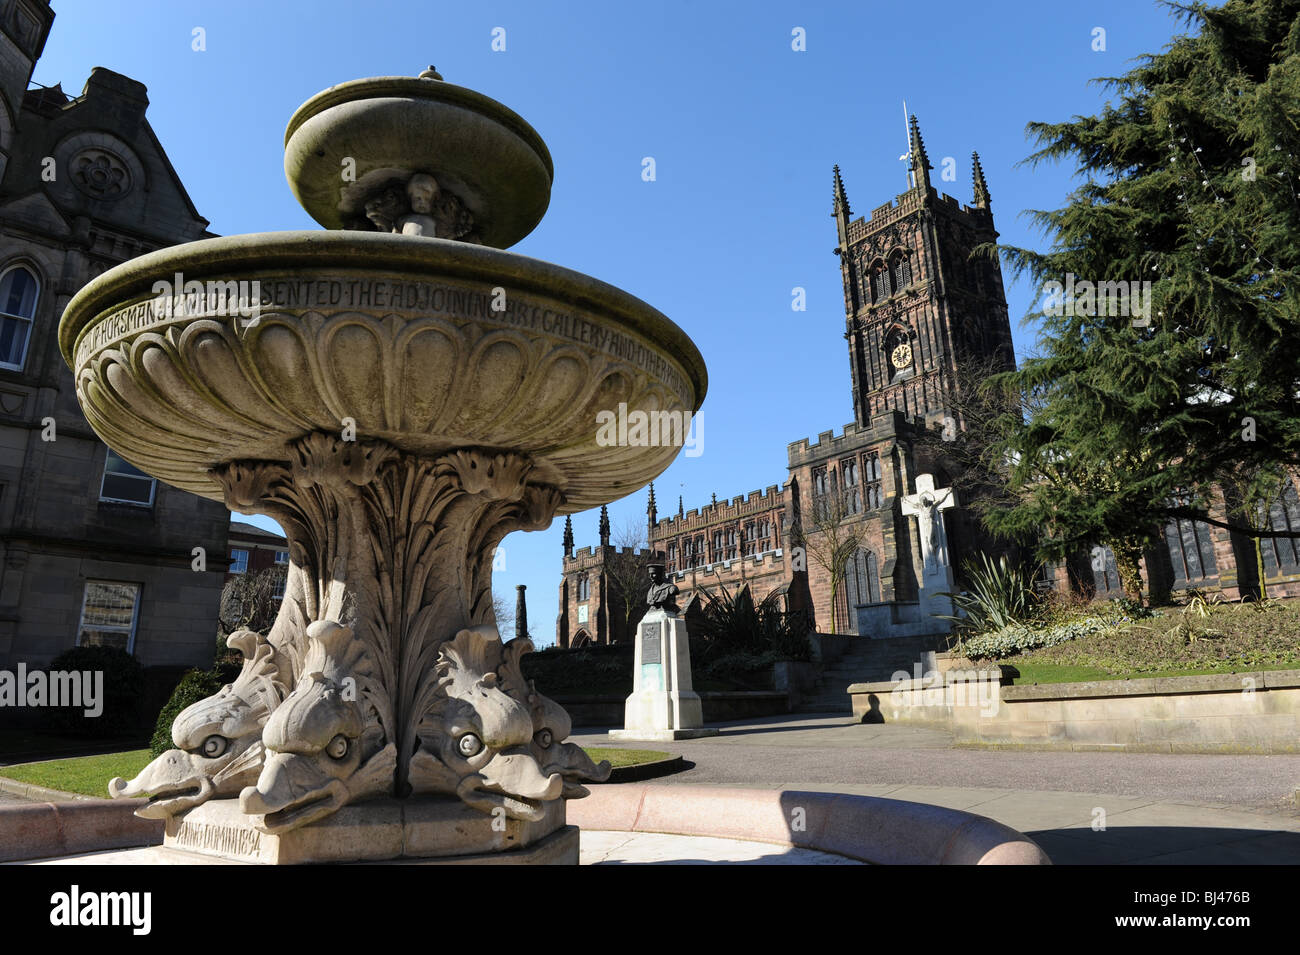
[{"left": 1027, "top": 826, "right": 1300, "bottom": 864}]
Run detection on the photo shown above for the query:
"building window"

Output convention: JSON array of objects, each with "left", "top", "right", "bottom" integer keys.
[
  {"left": 272, "top": 567, "right": 287, "bottom": 601},
  {"left": 77, "top": 581, "right": 141, "bottom": 653},
  {"left": 1089, "top": 545, "right": 1122, "bottom": 596},
  {"left": 1164, "top": 495, "right": 1218, "bottom": 586},
  {"left": 99, "top": 449, "right": 156, "bottom": 506},
  {"left": 890, "top": 250, "right": 912, "bottom": 291},
  {"left": 0, "top": 265, "right": 38, "bottom": 370},
  {"left": 1260, "top": 482, "right": 1300, "bottom": 576},
  {"left": 273, "top": 550, "right": 290, "bottom": 565},
  {"left": 725, "top": 527, "right": 737, "bottom": 560},
  {"left": 229, "top": 548, "right": 250, "bottom": 574},
  {"left": 864, "top": 452, "right": 883, "bottom": 509},
  {"left": 666, "top": 541, "right": 678, "bottom": 572},
  {"left": 842, "top": 458, "right": 861, "bottom": 515},
  {"left": 576, "top": 573, "right": 591, "bottom": 602},
  {"left": 811, "top": 466, "right": 837, "bottom": 522},
  {"left": 871, "top": 265, "right": 890, "bottom": 303},
  {"left": 843, "top": 548, "right": 881, "bottom": 607}
]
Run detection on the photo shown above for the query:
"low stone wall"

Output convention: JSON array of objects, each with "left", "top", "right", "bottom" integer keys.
[
  {"left": 568, "top": 784, "right": 1050, "bottom": 864},
  {"left": 558, "top": 690, "right": 792, "bottom": 727},
  {"left": 849, "top": 669, "right": 1300, "bottom": 753},
  {"left": 0, "top": 798, "right": 162, "bottom": 862}
]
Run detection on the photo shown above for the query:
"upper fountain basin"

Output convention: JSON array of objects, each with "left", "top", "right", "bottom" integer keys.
[
  {"left": 284, "top": 76, "right": 553, "bottom": 247},
  {"left": 59, "top": 231, "right": 707, "bottom": 512}
]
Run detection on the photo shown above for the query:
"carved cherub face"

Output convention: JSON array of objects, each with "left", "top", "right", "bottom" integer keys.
[
  {"left": 407, "top": 174, "right": 439, "bottom": 214},
  {"left": 364, "top": 185, "right": 406, "bottom": 230}
]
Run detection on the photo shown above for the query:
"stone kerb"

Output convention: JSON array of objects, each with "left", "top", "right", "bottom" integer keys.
[
  {"left": 565, "top": 784, "right": 1050, "bottom": 865},
  {"left": 0, "top": 798, "right": 163, "bottom": 863}
]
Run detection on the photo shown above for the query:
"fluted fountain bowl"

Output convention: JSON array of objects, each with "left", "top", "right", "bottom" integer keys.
[{"left": 58, "top": 230, "right": 706, "bottom": 512}]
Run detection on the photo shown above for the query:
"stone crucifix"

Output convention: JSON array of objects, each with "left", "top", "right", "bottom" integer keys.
[{"left": 900, "top": 473, "right": 957, "bottom": 615}]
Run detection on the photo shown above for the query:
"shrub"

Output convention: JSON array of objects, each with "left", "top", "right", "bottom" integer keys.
[
  {"left": 149, "top": 662, "right": 239, "bottom": 757},
  {"left": 939, "top": 553, "right": 1038, "bottom": 636},
  {"left": 962, "top": 616, "right": 1117, "bottom": 660},
  {"left": 46, "top": 645, "right": 145, "bottom": 738},
  {"left": 693, "top": 583, "right": 811, "bottom": 663}
]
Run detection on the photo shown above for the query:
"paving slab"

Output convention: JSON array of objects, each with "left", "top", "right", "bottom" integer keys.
[{"left": 577, "top": 713, "right": 1300, "bottom": 864}]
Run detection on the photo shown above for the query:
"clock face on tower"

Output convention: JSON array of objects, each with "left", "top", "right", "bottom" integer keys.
[{"left": 890, "top": 342, "right": 912, "bottom": 370}]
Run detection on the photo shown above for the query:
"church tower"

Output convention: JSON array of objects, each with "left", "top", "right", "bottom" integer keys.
[{"left": 834, "top": 117, "right": 1015, "bottom": 432}]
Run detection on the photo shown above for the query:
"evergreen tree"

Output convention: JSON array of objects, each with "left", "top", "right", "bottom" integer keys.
[{"left": 987, "top": 0, "right": 1300, "bottom": 595}]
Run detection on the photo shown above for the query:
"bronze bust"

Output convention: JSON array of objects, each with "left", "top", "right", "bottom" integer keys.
[{"left": 645, "top": 563, "right": 679, "bottom": 614}]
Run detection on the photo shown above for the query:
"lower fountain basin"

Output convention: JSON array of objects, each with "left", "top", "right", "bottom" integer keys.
[{"left": 58, "top": 231, "right": 707, "bottom": 512}]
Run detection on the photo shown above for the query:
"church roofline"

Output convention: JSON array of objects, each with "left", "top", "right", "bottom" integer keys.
[{"left": 649, "top": 484, "right": 786, "bottom": 532}]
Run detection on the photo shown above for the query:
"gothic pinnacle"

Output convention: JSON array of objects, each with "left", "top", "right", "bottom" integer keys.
[
  {"left": 908, "top": 115, "right": 932, "bottom": 189},
  {"left": 562, "top": 514, "right": 574, "bottom": 557},
  {"left": 647, "top": 482, "right": 658, "bottom": 526},
  {"left": 832, "top": 164, "right": 851, "bottom": 217},
  {"left": 972, "top": 151, "right": 991, "bottom": 209},
  {"left": 598, "top": 504, "right": 610, "bottom": 546}
]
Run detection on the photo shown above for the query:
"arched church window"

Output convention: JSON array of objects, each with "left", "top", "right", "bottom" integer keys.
[
  {"left": 1164, "top": 492, "right": 1218, "bottom": 586},
  {"left": 1259, "top": 481, "right": 1300, "bottom": 575},
  {"left": 0, "top": 264, "right": 39, "bottom": 370},
  {"left": 871, "top": 263, "right": 890, "bottom": 302},
  {"left": 890, "top": 250, "right": 912, "bottom": 291},
  {"left": 576, "top": 574, "right": 590, "bottom": 602}
]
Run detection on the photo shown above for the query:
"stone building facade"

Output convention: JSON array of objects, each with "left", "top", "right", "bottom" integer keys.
[
  {"left": 0, "top": 2, "right": 231, "bottom": 670},
  {"left": 555, "top": 117, "right": 1300, "bottom": 644}
]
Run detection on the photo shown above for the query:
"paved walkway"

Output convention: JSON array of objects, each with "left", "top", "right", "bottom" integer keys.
[{"left": 573, "top": 714, "right": 1300, "bottom": 864}]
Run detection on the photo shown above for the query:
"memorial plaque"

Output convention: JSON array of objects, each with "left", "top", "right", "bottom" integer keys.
[{"left": 641, "top": 620, "right": 662, "bottom": 664}]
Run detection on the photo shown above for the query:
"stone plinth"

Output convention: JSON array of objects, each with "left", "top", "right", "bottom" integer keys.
[
  {"left": 163, "top": 796, "right": 570, "bottom": 864},
  {"left": 611, "top": 609, "right": 717, "bottom": 741}
]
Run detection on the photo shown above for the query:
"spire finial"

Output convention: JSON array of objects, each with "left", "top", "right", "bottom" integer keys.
[
  {"left": 972, "top": 151, "right": 991, "bottom": 209},
  {"left": 678, "top": 495, "right": 684, "bottom": 518},
  {"left": 562, "top": 514, "right": 574, "bottom": 557},
  {"left": 598, "top": 504, "right": 610, "bottom": 547},
  {"left": 647, "top": 482, "right": 658, "bottom": 526},
  {"left": 832, "top": 164, "right": 851, "bottom": 218},
  {"left": 908, "top": 114, "right": 932, "bottom": 190}
]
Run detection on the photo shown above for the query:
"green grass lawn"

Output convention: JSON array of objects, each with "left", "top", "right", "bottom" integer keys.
[
  {"left": 0, "top": 746, "right": 670, "bottom": 797},
  {"left": 583, "top": 747, "right": 672, "bottom": 769},
  {"left": 0, "top": 749, "right": 152, "bottom": 797}
]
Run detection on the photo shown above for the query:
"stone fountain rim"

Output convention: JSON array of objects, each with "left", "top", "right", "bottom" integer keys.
[
  {"left": 283, "top": 75, "right": 555, "bottom": 181},
  {"left": 58, "top": 229, "right": 708, "bottom": 410}
]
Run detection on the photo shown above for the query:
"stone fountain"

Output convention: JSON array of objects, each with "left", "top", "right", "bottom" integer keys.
[{"left": 58, "top": 67, "right": 707, "bottom": 864}]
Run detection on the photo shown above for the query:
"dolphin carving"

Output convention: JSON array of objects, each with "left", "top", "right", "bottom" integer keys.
[
  {"left": 239, "top": 620, "right": 395, "bottom": 834},
  {"left": 409, "top": 625, "right": 567, "bottom": 821},
  {"left": 499, "top": 636, "right": 611, "bottom": 798},
  {"left": 108, "top": 630, "right": 285, "bottom": 818}
]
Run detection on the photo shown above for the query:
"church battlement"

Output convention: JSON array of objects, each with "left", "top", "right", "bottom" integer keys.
[
  {"left": 563, "top": 543, "right": 659, "bottom": 569},
  {"left": 651, "top": 485, "right": 786, "bottom": 535},
  {"left": 787, "top": 421, "right": 866, "bottom": 459}
]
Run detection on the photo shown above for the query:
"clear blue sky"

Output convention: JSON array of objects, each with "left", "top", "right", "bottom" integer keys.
[{"left": 40, "top": 0, "right": 1198, "bottom": 645}]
